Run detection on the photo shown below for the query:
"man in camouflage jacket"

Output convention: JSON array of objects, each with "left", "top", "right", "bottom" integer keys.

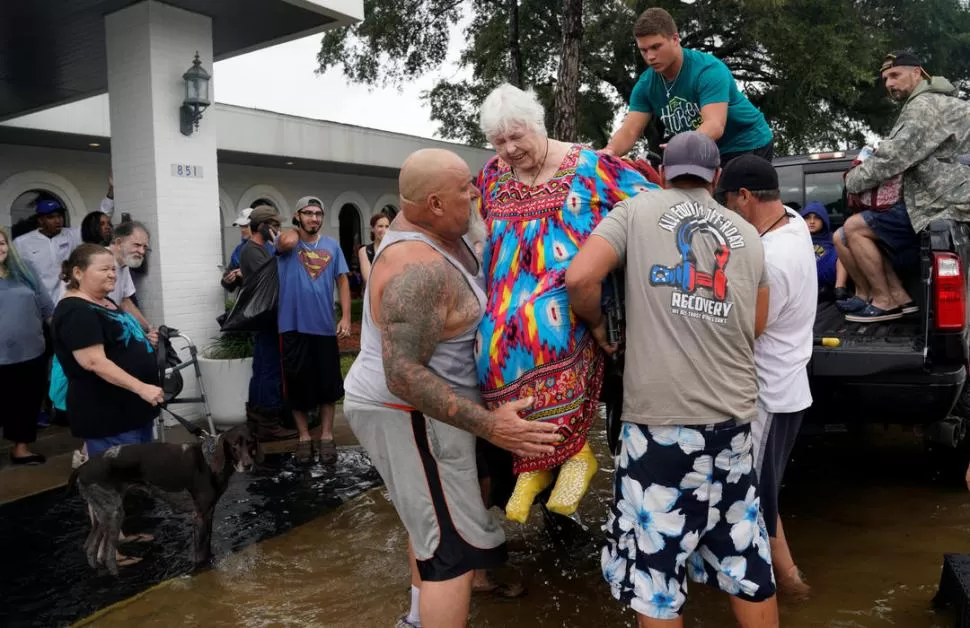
[
  {"left": 836, "top": 52, "right": 970, "bottom": 323},
  {"left": 846, "top": 54, "right": 970, "bottom": 233}
]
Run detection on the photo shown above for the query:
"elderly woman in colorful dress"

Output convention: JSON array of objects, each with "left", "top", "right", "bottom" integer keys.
[{"left": 474, "top": 83, "right": 658, "bottom": 523}]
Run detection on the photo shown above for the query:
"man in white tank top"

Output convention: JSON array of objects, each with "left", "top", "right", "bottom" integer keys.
[{"left": 344, "top": 148, "right": 560, "bottom": 628}]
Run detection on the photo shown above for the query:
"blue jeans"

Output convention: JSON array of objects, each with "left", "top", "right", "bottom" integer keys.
[
  {"left": 249, "top": 329, "right": 282, "bottom": 410},
  {"left": 86, "top": 423, "right": 154, "bottom": 457}
]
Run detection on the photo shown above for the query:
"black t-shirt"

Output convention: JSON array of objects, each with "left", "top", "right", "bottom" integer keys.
[
  {"left": 52, "top": 296, "right": 159, "bottom": 439},
  {"left": 239, "top": 240, "right": 272, "bottom": 287}
]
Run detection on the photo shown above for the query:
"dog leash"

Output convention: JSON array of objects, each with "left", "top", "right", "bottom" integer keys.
[
  {"left": 160, "top": 404, "right": 222, "bottom": 465},
  {"left": 160, "top": 403, "right": 210, "bottom": 439}
]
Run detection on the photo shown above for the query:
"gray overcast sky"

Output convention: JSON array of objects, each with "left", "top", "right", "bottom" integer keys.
[{"left": 215, "top": 30, "right": 464, "bottom": 141}]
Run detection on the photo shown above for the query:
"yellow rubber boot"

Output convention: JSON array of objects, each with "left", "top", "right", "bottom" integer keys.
[
  {"left": 505, "top": 469, "right": 554, "bottom": 524},
  {"left": 545, "top": 442, "right": 599, "bottom": 517}
]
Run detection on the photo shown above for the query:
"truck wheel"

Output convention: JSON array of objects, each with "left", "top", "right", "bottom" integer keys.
[{"left": 953, "top": 379, "right": 970, "bottom": 421}]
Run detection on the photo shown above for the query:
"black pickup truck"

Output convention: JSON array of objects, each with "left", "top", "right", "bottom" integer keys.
[{"left": 775, "top": 151, "right": 970, "bottom": 449}]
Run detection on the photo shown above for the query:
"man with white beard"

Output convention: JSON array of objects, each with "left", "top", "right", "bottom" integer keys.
[{"left": 54, "top": 220, "right": 153, "bottom": 336}]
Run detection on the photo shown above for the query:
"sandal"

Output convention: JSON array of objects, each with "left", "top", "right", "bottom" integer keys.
[
  {"left": 315, "top": 438, "right": 338, "bottom": 465},
  {"left": 295, "top": 440, "right": 313, "bottom": 464},
  {"left": 116, "top": 554, "right": 144, "bottom": 568}
]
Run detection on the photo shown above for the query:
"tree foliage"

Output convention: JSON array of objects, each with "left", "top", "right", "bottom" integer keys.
[{"left": 318, "top": 0, "right": 970, "bottom": 154}]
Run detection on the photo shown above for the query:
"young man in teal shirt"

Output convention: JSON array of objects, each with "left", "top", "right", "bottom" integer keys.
[{"left": 603, "top": 7, "right": 774, "bottom": 165}]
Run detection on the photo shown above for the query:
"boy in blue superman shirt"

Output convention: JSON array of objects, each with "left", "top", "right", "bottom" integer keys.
[{"left": 801, "top": 201, "right": 840, "bottom": 299}]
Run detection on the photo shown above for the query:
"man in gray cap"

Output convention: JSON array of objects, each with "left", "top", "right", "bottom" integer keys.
[
  {"left": 238, "top": 205, "right": 297, "bottom": 442},
  {"left": 276, "top": 196, "right": 351, "bottom": 464},
  {"left": 566, "top": 131, "right": 779, "bottom": 626}
]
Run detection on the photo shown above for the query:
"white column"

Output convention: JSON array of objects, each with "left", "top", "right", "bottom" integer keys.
[{"left": 106, "top": 1, "right": 222, "bottom": 419}]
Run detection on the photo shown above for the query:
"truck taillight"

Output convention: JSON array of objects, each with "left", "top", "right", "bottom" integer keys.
[{"left": 934, "top": 252, "right": 966, "bottom": 331}]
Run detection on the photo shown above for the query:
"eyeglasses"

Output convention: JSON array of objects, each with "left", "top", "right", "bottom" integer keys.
[{"left": 298, "top": 210, "right": 324, "bottom": 218}]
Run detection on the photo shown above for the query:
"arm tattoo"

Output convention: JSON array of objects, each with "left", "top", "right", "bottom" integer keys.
[{"left": 381, "top": 258, "right": 494, "bottom": 438}]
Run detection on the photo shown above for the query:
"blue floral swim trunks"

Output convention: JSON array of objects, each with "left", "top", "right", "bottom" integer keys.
[{"left": 601, "top": 419, "right": 776, "bottom": 619}]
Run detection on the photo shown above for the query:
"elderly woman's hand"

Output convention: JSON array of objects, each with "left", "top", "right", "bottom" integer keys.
[
  {"left": 137, "top": 383, "right": 165, "bottom": 406},
  {"left": 146, "top": 327, "right": 159, "bottom": 348}
]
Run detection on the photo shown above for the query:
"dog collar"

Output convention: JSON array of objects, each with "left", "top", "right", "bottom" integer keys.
[{"left": 201, "top": 434, "right": 221, "bottom": 464}]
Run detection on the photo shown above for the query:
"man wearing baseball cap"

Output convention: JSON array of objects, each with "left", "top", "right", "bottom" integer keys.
[
  {"left": 566, "top": 131, "right": 778, "bottom": 625},
  {"left": 842, "top": 51, "right": 970, "bottom": 322},
  {"left": 275, "top": 196, "right": 351, "bottom": 464},
  {"left": 220, "top": 208, "right": 255, "bottom": 292},
  {"left": 234, "top": 205, "right": 297, "bottom": 442},
  {"left": 229, "top": 208, "right": 254, "bottom": 267},
  {"left": 718, "top": 154, "right": 817, "bottom": 599},
  {"left": 14, "top": 198, "right": 82, "bottom": 303}
]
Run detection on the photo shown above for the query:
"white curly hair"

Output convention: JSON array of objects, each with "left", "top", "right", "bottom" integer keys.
[{"left": 479, "top": 83, "right": 548, "bottom": 142}]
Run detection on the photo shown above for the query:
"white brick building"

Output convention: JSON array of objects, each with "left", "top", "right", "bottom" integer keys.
[{"left": 0, "top": 0, "right": 490, "bottom": 418}]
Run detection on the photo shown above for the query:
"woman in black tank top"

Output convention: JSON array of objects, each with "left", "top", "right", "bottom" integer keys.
[{"left": 359, "top": 214, "right": 391, "bottom": 286}]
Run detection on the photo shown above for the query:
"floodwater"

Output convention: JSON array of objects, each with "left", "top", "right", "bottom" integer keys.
[
  {"left": 63, "top": 425, "right": 970, "bottom": 627},
  {"left": 0, "top": 424, "right": 970, "bottom": 628},
  {"left": 0, "top": 449, "right": 381, "bottom": 627}
]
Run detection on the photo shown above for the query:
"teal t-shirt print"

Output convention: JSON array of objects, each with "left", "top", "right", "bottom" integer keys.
[{"left": 629, "top": 48, "right": 773, "bottom": 155}]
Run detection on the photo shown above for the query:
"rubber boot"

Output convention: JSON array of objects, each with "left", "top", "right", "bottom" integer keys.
[
  {"left": 545, "top": 442, "right": 598, "bottom": 517},
  {"left": 505, "top": 469, "right": 554, "bottom": 524}
]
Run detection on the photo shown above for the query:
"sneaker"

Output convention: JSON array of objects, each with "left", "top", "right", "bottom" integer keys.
[
  {"left": 845, "top": 304, "right": 903, "bottom": 323},
  {"left": 834, "top": 287, "right": 853, "bottom": 302},
  {"left": 72, "top": 448, "right": 89, "bottom": 469},
  {"left": 36, "top": 411, "right": 50, "bottom": 429},
  {"left": 394, "top": 616, "right": 420, "bottom": 628},
  {"left": 836, "top": 296, "right": 868, "bottom": 313}
]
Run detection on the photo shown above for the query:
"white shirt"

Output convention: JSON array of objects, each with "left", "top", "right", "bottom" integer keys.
[
  {"left": 14, "top": 228, "right": 82, "bottom": 303},
  {"left": 755, "top": 209, "right": 816, "bottom": 413},
  {"left": 53, "top": 261, "right": 135, "bottom": 306}
]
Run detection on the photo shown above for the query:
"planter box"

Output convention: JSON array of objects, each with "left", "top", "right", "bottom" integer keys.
[{"left": 198, "top": 356, "right": 252, "bottom": 427}]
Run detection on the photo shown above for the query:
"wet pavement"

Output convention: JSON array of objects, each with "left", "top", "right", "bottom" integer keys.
[{"left": 3, "top": 416, "right": 969, "bottom": 627}]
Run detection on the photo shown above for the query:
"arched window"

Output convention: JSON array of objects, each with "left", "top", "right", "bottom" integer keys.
[
  {"left": 10, "top": 190, "right": 70, "bottom": 239},
  {"left": 338, "top": 203, "right": 363, "bottom": 270}
]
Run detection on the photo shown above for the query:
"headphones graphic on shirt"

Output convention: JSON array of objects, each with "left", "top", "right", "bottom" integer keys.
[{"left": 649, "top": 219, "right": 731, "bottom": 302}]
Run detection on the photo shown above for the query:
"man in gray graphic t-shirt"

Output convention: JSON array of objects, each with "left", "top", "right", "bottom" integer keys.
[{"left": 566, "top": 131, "right": 778, "bottom": 626}]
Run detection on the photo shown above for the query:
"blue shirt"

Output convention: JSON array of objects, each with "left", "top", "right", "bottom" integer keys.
[
  {"left": 229, "top": 238, "right": 246, "bottom": 269},
  {"left": 629, "top": 48, "right": 773, "bottom": 155},
  {"left": 277, "top": 235, "right": 349, "bottom": 336},
  {"left": 0, "top": 264, "right": 54, "bottom": 365}
]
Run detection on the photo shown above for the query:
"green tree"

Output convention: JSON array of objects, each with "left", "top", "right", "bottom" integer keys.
[{"left": 318, "top": 0, "right": 970, "bottom": 153}]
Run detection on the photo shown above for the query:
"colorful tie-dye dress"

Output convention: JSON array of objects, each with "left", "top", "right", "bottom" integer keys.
[{"left": 474, "top": 145, "right": 657, "bottom": 474}]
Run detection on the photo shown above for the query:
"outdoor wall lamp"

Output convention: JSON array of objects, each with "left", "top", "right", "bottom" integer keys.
[{"left": 180, "top": 52, "right": 211, "bottom": 136}]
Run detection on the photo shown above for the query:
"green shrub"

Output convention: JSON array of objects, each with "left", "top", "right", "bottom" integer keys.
[{"left": 203, "top": 332, "right": 255, "bottom": 360}]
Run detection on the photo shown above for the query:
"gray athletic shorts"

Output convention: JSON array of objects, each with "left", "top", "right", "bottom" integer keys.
[{"left": 344, "top": 394, "right": 507, "bottom": 581}]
